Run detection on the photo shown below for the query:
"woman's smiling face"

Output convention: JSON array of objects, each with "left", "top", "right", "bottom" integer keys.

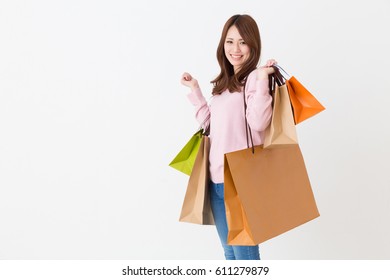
[{"left": 224, "top": 25, "right": 250, "bottom": 73}]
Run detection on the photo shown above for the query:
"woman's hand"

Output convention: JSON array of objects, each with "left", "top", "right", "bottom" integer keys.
[
  {"left": 257, "top": 59, "right": 278, "bottom": 80},
  {"left": 181, "top": 72, "right": 199, "bottom": 90}
]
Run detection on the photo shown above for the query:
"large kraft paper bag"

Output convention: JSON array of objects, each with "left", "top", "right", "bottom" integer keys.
[
  {"left": 224, "top": 144, "right": 319, "bottom": 245},
  {"left": 179, "top": 135, "right": 214, "bottom": 225}
]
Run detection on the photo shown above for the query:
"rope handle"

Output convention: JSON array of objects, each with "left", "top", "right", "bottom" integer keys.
[{"left": 198, "top": 113, "right": 211, "bottom": 136}]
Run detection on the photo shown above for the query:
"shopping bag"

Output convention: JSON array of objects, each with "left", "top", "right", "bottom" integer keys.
[
  {"left": 224, "top": 144, "right": 319, "bottom": 245},
  {"left": 169, "top": 129, "right": 203, "bottom": 176},
  {"left": 263, "top": 82, "right": 298, "bottom": 148},
  {"left": 276, "top": 65, "right": 325, "bottom": 124},
  {"left": 179, "top": 135, "right": 214, "bottom": 225}
]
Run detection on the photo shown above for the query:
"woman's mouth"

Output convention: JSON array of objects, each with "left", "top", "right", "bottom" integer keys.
[{"left": 230, "top": 54, "right": 243, "bottom": 61}]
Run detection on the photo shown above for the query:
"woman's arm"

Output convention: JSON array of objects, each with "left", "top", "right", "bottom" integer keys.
[
  {"left": 245, "top": 72, "right": 273, "bottom": 132},
  {"left": 244, "top": 59, "right": 277, "bottom": 132},
  {"left": 181, "top": 72, "right": 211, "bottom": 129}
]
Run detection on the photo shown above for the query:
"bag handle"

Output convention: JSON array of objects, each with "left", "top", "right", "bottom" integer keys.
[
  {"left": 198, "top": 114, "right": 210, "bottom": 136},
  {"left": 273, "top": 66, "right": 285, "bottom": 86},
  {"left": 274, "top": 64, "right": 291, "bottom": 80},
  {"left": 243, "top": 79, "right": 255, "bottom": 153}
]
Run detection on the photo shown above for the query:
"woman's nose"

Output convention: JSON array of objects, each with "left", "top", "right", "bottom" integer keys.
[{"left": 233, "top": 43, "right": 241, "bottom": 53}]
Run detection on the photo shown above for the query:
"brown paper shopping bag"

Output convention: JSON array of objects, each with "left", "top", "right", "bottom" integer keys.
[
  {"left": 224, "top": 144, "right": 319, "bottom": 245},
  {"left": 223, "top": 70, "right": 319, "bottom": 245},
  {"left": 263, "top": 83, "right": 298, "bottom": 148},
  {"left": 179, "top": 135, "right": 214, "bottom": 225}
]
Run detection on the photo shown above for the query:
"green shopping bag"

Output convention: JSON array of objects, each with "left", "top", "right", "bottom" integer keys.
[{"left": 169, "top": 129, "right": 204, "bottom": 176}]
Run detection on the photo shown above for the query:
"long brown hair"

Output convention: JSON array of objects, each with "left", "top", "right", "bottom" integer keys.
[{"left": 211, "top": 14, "right": 261, "bottom": 95}]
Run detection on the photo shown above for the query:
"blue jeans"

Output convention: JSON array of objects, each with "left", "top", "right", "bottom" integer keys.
[{"left": 209, "top": 181, "right": 260, "bottom": 260}]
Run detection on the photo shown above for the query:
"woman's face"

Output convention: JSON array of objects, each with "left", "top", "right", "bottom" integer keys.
[{"left": 224, "top": 25, "right": 250, "bottom": 73}]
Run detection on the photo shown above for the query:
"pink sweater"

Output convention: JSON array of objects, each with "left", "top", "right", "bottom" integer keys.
[{"left": 187, "top": 70, "right": 273, "bottom": 183}]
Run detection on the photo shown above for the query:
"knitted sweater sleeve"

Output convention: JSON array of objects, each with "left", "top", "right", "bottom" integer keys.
[
  {"left": 186, "top": 87, "right": 211, "bottom": 129},
  {"left": 245, "top": 70, "right": 273, "bottom": 131}
]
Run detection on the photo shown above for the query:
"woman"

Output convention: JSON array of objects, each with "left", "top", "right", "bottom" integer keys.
[{"left": 180, "top": 14, "right": 276, "bottom": 260}]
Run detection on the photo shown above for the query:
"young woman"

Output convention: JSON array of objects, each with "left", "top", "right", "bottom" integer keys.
[{"left": 181, "top": 14, "right": 277, "bottom": 260}]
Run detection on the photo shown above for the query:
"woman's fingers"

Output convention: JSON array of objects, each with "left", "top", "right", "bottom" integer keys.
[
  {"left": 182, "top": 72, "right": 192, "bottom": 81},
  {"left": 266, "top": 59, "right": 277, "bottom": 67}
]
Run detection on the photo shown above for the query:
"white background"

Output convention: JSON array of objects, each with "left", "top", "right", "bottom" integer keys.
[{"left": 0, "top": 0, "right": 389, "bottom": 260}]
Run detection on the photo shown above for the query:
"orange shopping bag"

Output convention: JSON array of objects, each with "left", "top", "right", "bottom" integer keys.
[{"left": 276, "top": 65, "right": 325, "bottom": 124}]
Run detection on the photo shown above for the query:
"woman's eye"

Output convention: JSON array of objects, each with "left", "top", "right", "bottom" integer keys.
[
  {"left": 240, "top": 41, "right": 246, "bottom": 45},
  {"left": 226, "top": 40, "right": 233, "bottom": 44}
]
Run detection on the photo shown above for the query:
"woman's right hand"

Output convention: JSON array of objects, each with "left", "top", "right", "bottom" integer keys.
[{"left": 181, "top": 72, "right": 199, "bottom": 90}]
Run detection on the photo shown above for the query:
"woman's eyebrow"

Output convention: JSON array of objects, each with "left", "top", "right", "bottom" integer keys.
[{"left": 226, "top": 37, "right": 244, "bottom": 41}]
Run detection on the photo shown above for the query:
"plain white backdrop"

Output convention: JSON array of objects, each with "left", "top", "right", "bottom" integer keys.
[{"left": 0, "top": 0, "right": 389, "bottom": 260}]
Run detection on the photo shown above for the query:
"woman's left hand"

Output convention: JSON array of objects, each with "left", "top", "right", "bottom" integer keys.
[{"left": 257, "top": 59, "right": 278, "bottom": 80}]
